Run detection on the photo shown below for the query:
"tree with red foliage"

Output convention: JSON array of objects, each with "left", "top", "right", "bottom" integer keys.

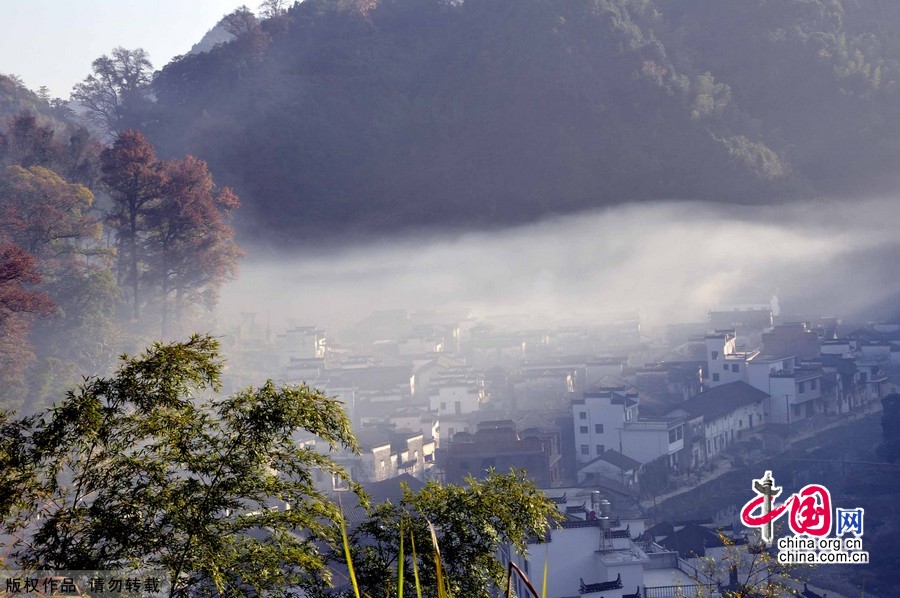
[
  {"left": 100, "top": 130, "right": 165, "bottom": 322},
  {"left": 0, "top": 244, "right": 54, "bottom": 402},
  {"left": 146, "top": 156, "right": 242, "bottom": 337}
]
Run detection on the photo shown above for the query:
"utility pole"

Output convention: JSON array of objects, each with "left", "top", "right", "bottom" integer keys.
[{"left": 785, "top": 394, "right": 791, "bottom": 439}]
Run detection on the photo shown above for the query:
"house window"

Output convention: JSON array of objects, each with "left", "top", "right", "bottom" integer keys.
[
  {"left": 580, "top": 426, "right": 589, "bottom": 434},
  {"left": 581, "top": 444, "right": 589, "bottom": 455},
  {"left": 440, "top": 402, "right": 446, "bottom": 410},
  {"left": 596, "top": 445, "right": 605, "bottom": 455},
  {"left": 579, "top": 411, "right": 587, "bottom": 420},
  {"left": 711, "top": 351, "right": 719, "bottom": 360},
  {"left": 799, "top": 382, "right": 805, "bottom": 393},
  {"left": 739, "top": 419, "right": 743, "bottom": 428},
  {"left": 811, "top": 379, "right": 817, "bottom": 390},
  {"left": 668, "top": 426, "right": 684, "bottom": 443},
  {"left": 595, "top": 424, "right": 604, "bottom": 433},
  {"left": 732, "top": 364, "right": 739, "bottom": 373},
  {"left": 712, "top": 373, "right": 720, "bottom": 382},
  {"left": 723, "top": 364, "right": 729, "bottom": 371}
]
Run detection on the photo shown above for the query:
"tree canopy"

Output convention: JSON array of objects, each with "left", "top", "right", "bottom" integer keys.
[
  {"left": 72, "top": 47, "right": 154, "bottom": 136},
  {"left": 2, "top": 334, "right": 360, "bottom": 596},
  {"left": 1, "top": 335, "right": 560, "bottom": 597},
  {"left": 119, "top": 0, "right": 900, "bottom": 246},
  {"left": 334, "top": 471, "right": 561, "bottom": 598}
]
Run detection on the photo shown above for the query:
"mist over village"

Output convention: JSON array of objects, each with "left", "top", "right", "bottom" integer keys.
[{"left": 3, "top": 1, "right": 900, "bottom": 597}]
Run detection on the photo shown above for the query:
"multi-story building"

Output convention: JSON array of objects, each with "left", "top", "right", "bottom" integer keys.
[
  {"left": 443, "top": 420, "right": 561, "bottom": 486},
  {"left": 572, "top": 389, "right": 685, "bottom": 468}
]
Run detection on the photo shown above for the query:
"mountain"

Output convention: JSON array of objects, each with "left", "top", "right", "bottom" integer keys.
[
  {"left": 140, "top": 0, "right": 900, "bottom": 245},
  {"left": 0, "top": 74, "right": 76, "bottom": 130}
]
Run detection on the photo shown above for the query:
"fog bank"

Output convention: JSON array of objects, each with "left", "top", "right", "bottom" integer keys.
[{"left": 217, "top": 198, "right": 900, "bottom": 333}]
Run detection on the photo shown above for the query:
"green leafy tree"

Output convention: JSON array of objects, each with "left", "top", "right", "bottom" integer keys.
[
  {"left": 332, "top": 471, "right": 562, "bottom": 598},
  {"left": 2, "top": 334, "right": 360, "bottom": 597},
  {"left": 0, "top": 163, "right": 119, "bottom": 410}
]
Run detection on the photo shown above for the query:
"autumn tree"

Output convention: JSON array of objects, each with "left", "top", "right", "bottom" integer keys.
[
  {"left": 1, "top": 112, "right": 102, "bottom": 189},
  {"left": 0, "top": 165, "right": 100, "bottom": 264},
  {"left": 72, "top": 47, "right": 153, "bottom": 135},
  {"left": 100, "top": 129, "right": 165, "bottom": 321},
  {"left": 0, "top": 243, "right": 54, "bottom": 403},
  {"left": 146, "top": 156, "right": 241, "bottom": 338},
  {"left": 1, "top": 335, "right": 360, "bottom": 596}
]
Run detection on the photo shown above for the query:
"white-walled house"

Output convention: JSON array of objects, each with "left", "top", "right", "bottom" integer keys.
[
  {"left": 745, "top": 355, "right": 822, "bottom": 425},
  {"left": 572, "top": 389, "right": 685, "bottom": 468},
  {"left": 621, "top": 417, "right": 685, "bottom": 467},
  {"left": 276, "top": 325, "right": 326, "bottom": 367},
  {"left": 572, "top": 389, "right": 638, "bottom": 464},
  {"left": 502, "top": 489, "right": 712, "bottom": 598},
  {"left": 705, "top": 331, "right": 759, "bottom": 388},
  {"left": 429, "top": 380, "right": 482, "bottom": 416},
  {"left": 664, "top": 381, "right": 767, "bottom": 465},
  {"left": 577, "top": 449, "right": 642, "bottom": 487}
]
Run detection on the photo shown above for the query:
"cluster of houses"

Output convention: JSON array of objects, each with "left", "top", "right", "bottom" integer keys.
[
  {"left": 222, "top": 302, "right": 895, "bottom": 493},
  {"left": 220, "top": 302, "right": 895, "bottom": 597}
]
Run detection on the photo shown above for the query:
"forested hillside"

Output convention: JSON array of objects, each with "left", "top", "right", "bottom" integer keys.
[
  {"left": 136, "top": 0, "right": 900, "bottom": 244},
  {"left": 0, "top": 76, "right": 240, "bottom": 413}
]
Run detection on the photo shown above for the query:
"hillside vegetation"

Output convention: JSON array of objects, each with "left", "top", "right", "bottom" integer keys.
[{"left": 136, "top": 0, "right": 900, "bottom": 242}]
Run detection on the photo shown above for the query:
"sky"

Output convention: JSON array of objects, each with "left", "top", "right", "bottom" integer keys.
[{"left": 1, "top": 0, "right": 244, "bottom": 98}]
